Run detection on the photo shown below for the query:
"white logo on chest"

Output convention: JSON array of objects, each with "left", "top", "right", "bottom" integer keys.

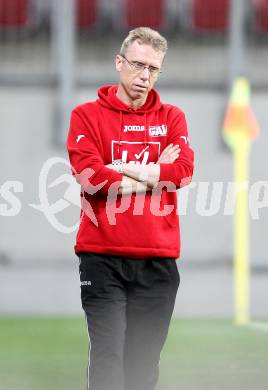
[
  {"left": 111, "top": 141, "right": 160, "bottom": 165},
  {"left": 123, "top": 125, "right": 145, "bottom": 132},
  {"left": 149, "top": 125, "right": 167, "bottom": 137}
]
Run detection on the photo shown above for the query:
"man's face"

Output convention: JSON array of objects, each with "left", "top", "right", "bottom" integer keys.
[{"left": 116, "top": 40, "right": 164, "bottom": 102}]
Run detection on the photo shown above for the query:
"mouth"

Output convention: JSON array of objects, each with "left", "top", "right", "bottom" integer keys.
[{"left": 133, "top": 84, "right": 147, "bottom": 92}]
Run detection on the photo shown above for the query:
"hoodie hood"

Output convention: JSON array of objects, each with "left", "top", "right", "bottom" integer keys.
[
  {"left": 97, "top": 85, "right": 163, "bottom": 149},
  {"left": 97, "top": 85, "right": 162, "bottom": 113}
]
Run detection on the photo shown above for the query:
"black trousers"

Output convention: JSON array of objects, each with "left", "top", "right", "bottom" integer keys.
[{"left": 79, "top": 252, "right": 180, "bottom": 390}]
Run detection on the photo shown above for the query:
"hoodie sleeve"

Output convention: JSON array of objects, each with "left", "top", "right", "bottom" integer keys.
[
  {"left": 159, "top": 108, "right": 194, "bottom": 189},
  {"left": 66, "top": 107, "right": 122, "bottom": 196}
]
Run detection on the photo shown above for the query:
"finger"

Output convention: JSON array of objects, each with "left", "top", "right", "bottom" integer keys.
[
  {"left": 173, "top": 149, "right": 181, "bottom": 156},
  {"left": 162, "top": 144, "right": 173, "bottom": 153},
  {"left": 170, "top": 145, "right": 180, "bottom": 151},
  {"left": 159, "top": 144, "right": 180, "bottom": 160},
  {"left": 169, "top": 151, "right": 181, "bottom": 161},
  {"left": 167, "top": 144, "right": 180, "bottom": 152},
  {"left": 159, "top": 146, "right": 172, "bottom": 158},
  {"left": 165, "top": 146, "right": 181, "bottom": 156},
  {"left": 169, "top": 155, "right": 179, "bottom": 162}
]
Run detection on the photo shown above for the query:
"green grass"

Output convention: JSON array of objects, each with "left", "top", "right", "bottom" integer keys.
[
  {"left": 157, "top": 319, "right": 268, "bottom": 390},
  {"left": 0, "top": 318, "right": 267, "bottom": 390}
]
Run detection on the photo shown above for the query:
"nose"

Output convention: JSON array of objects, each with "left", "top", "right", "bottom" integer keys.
[{"left": 139, "top": 67, "right": 150, "bottom": 81}]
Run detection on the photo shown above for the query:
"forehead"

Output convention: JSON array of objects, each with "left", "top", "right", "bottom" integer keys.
[{"left": 125, "top": 40, "right": 164, "bottom": 67}]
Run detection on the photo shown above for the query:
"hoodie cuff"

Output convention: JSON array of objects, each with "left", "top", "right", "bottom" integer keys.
[{"left": 96, "top": 167, "right": 123, "bottom": 195}]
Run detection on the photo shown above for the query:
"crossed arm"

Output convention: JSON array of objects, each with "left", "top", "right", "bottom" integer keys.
[{"left": 106, "top": 144, "right": 180, "bottom": 195}]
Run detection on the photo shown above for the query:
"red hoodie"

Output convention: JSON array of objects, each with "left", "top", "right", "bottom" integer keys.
[{"left": 67, "top": 85, "right": 194, "bottom": 259}]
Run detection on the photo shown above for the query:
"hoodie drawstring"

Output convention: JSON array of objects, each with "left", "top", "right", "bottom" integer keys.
[
  {"left": 117, "top": 111, "right": 150, "bottom": 155},
  {"left": 117, "top": 111, "right": 123, "bottom": 154},
  {"left": 143, "top": 113, "right": 148, "bottom": 146}
]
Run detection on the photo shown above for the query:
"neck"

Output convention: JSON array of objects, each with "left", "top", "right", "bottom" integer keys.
[{"left": 116, "top": 84, "right": 147, "bottom": 110}]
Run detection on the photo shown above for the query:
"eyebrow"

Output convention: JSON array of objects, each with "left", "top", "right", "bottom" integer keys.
[{"left": 130, "top": 59, "right": 160, "bottom": 70}]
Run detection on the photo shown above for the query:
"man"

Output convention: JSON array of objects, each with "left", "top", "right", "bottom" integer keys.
[{"left": 67, "top": 27, "right": 194, "bottom": 390}]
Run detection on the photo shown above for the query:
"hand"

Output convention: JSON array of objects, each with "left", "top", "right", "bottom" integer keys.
[{"left": 157, "top": 144, "right": 181, "bottom": 164}]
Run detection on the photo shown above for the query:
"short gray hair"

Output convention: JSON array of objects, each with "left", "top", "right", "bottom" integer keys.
[{"left": 120, "top": 27, "right": 168, "bottom": 56}]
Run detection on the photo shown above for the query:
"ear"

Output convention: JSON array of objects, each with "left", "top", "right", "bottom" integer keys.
[{"left": 115, "top": 54, "right": 123, "bottom": 72}]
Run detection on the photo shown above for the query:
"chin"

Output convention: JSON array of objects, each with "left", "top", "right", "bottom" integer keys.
[
  {"left": 133, "top": 92, "right": 143, "bottom": 99},
  {"left": 131, "top": 90, "right": 147, "bottom": 99}
]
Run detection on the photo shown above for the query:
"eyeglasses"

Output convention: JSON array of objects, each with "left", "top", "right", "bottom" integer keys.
[{"left": 121, "top": 55, "right": 162, "bottom": 77}]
